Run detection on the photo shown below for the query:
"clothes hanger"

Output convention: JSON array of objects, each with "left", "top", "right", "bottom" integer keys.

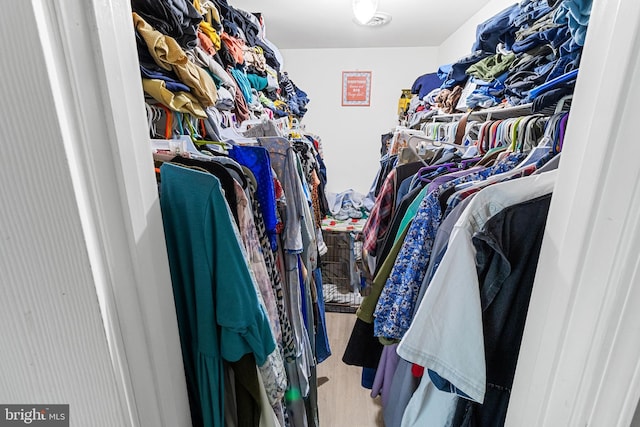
[
  {"left": 489, "top": 120, "right": 504, "bottom": 150},
  {"left": 509, "top": 116, "right": 526, "bottom": 152},
  {"left": 478, "top": 121, "right": 491, "bottom": 155},
  {"left": 181, "top": 114, "right": 228, "bottom": 155},
  {"left": 406, "top": 134, "right": 466, "bottom": 168},
  {"left": 218, "top": 124, "right": 257, "bottom": 145},
  {"left": 238, "top": 116, "right": 269, "bottom": 132},
  {"left": 416, "top": 162, "right": 459, "bottom": 182},
  {"left": 458, "top": 121, "right": 481, "bottom": 158},
  {"left": 498, "top": 119, "right": 514, "bottom": 150},
  {"left": 549, "top": 113, "right": 569, "bottom": 154},
  {"left": 407, "top": 134, "right": 467, "bottom": 151},
  {"left": 146, "top": 104, "right": 159, "bottom": 138},
  {"left": 460, "top": 157, "right": 482, "bottom": 169},
  {"left": 169, "top": 112, "right": 216, "bottom": 158},
  {"left": 148, "top": 105, "right": 193, "bottom": 157},
  {"left": 514, "top": 114, "right": 560, "bottom": 168}
]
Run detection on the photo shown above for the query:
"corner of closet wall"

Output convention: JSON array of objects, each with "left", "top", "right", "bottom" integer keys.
[
  {"left": 280, "top": 47, "right": 440, "bottom": 194},
  {"left": 438, "top": 0, "right": 520, "bottom": 64}
]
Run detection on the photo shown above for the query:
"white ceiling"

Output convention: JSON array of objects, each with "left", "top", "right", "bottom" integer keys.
[{"left": 230, "top": 0, "right": 491, "bottom": 49}]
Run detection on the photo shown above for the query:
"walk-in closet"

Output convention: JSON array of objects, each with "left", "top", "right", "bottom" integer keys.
[{"left": 1, "top": 0, "right": 640, "bottom": 426}]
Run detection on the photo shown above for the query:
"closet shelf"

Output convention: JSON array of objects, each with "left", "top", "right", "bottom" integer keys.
[
  {"left": 432, "top": 103, "right": 535, "bottom": 122},
  {"left": 430, "top": 97, "right": 571, "bottom": 123}
]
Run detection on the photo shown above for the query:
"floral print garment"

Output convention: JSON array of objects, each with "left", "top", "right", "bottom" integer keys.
[{"left": 373, "top": 153, "right": 526, "bottom": 341}]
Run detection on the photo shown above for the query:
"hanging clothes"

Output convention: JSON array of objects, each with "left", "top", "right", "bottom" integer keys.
[
  {"left": 160, "top": 163, "right": 276, "bottom": 427},
  {"left": 352, "top": 102, "right": 569, "bottom": 425},
  {"left": 395, "top": 171, "right": 556, "bottom": 423},
  {"left": 449, "top": 194, "right": 553, "bottom": 426},
  {"left": 373, "top": 153, "right": 526, "bottom": 342},
  {"left": 136, "top": 1, "right": 322, "bottom": 426}
]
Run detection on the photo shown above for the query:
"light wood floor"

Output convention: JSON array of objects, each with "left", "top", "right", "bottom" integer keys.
[{"left": 317, "top": 312, "right": 384, "bottom": 427}]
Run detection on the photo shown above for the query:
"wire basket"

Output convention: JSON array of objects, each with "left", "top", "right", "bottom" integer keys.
[{"left": 320, "top": 231, "right": 364, "bottom": 313}]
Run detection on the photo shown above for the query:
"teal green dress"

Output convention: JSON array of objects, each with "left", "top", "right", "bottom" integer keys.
[{"left": 160, "top": 163, "right": 275, "bottom": 427}]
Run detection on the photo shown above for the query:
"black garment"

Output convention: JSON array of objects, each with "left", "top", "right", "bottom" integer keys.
[
  {"left": 234, "top": 9, "right": 282, "bottom": 72},
  {"left": 431, "top": 150, "right": 461, "bottom": 167},
  {"left": 395, "top": 162, "right": 425, "bottom": 192},
  {"left": 211, "top": 0, "right": 281, "bottom": 70},
  {"left": 342, "top": 318, "right": 384, "bottom": 369},
  {"left": 134, "top": 31, "right": 163, "bottom": 72},
  {"left": 170, "top": 156, "right": 240, "bottom": 226},
  {"left": 374, "top": 155, "right": 398, "bottom": 197},
  {"left": 451, "top": 194, "right": 552, "bottom": 427},
  {"left": 532, "top": 81, "right": 576, "bottom": 112},
  {"left": 439, "top": 185, "right": 458, "bottom": 214},
  {"left": 247, "top": 66, "right": 267, "bottom": 77},
  {"left": 317, "top": 158, "right": 330, "bottom": 218},
  {"left": 131, "top": 0, "right": 202, "bottom": 49},
  {"left": 292, "top": 140, "right": 317, "bottom": 183},
  {"left": 229, "top": 354, "right": 262, "bottom": 427},
  {"left": 279, "top": 72, "right": 309, "bottom": 118},
  {"left": 380, "top": 132, "right": 393, "bottom": 157},
  {"left": 504, "top": 64, "right": 555, "bottom": 100},
  {"left": 216, "top": 40, "right": 237, "bottom": 69},
  {"left": 264, "top": 89, "right": 279, "bottom": 102}
]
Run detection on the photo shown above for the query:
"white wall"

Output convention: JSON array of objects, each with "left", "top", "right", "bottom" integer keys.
[
  {"left": 0, "top": 2, "right": 130, "bottom": 425},
  {"left": 438, "top": 0, "right": 518, "bottom": 65},
  {"left": 0, "top": 1, "right": 192, "bottom": 425},
  {"left": 281, "top": 47, "right": 439, "bottom": 195},
  {"left": 506, "top": 0, "right": 640, "bottom": 423}
]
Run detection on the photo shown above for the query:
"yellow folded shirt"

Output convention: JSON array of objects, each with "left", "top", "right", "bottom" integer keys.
[
  {"left": 199, "top": 21, "right": 221, "bottom": 51},
  {"left": 142, "top": 78, "right": 207, "bottom": 118},
  {"left": 133, "top": 12, "right": 217, "bottom": 107}
]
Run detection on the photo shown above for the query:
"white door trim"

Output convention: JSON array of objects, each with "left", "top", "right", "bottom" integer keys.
[
  {"left": 507, "top": 0, "right": 640, "bottom": 424},
  {"left": 30, "top": 0, "right": 640, "bottom": 424},
  {"left": 35, "top": 0, "right": 192, "bottom": 425}
]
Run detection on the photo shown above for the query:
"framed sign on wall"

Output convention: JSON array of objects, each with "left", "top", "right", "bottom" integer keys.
[{"left": 342, "top": 71, "right": 372, "bottom": 106}]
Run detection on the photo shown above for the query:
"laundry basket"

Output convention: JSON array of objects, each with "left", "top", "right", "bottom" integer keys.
[{"left": 320, "top": 230, "right": 364, "bottom": 313}]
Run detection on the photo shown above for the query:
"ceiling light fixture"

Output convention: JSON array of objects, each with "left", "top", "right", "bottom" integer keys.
[{"left": 352, "top": 0, "right": 379, "bottom": 25}]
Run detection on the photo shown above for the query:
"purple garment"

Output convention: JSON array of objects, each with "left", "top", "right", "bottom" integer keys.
[
  {"left": 426, "top": 166, "right": 485, "bottom": 194},
  {"left": 557, "top": 113, "right": 569, "bottom": 152},
  {"left": 370, "top": 344, "right": 401, "bottom": 407}
]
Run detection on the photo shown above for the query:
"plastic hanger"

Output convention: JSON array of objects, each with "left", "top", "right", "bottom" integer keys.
[
  {"left": 407, "top": 134, "right": 467, "bottom": 150},
  {"left": 509, "top": 117, "right": 526, "bottom": 152},
  {"left": 239, "top": 116, "right": 269, "bottom": 132},
  {"left": 460, "top": 157, "right": 482, "bottom": 169},
  {"left": 514, "top": 115, "right": 559, "bottom": 168},
  {"left": 417, "top": 162, "right": 459, "bottom": 182},
  {"left": 218, "top": 123, "right": 258, "bottom": 145},
  {"left": 553, "top": 113, "right": 569, "bottom": 153},
  {"left": 417, "top": 162, "right": 457, "bottom": 175},
  {"left": 146, "top": 104, "right": 159, "bottom": 138},
  {"left": 149, "top": 105, "right": 193, "bottom": 157}
]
